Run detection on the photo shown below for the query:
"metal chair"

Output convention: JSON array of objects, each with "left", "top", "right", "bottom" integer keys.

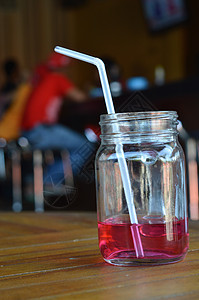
[{"left": 0, "top": 137, "right": 74, "bottom": 212}]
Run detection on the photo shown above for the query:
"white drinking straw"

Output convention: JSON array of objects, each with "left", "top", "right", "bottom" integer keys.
[{"left": 54, "top": 46, "right": 144, "bottom": 258}]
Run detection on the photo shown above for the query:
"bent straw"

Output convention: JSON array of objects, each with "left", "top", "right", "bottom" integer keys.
[{"left": 54, "top": 46, "right": 144, "bottom": 258}]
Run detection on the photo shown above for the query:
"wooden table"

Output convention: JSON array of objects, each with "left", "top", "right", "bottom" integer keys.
[{"left": 0, "top": 213, "right": 198, "bottom": 300}]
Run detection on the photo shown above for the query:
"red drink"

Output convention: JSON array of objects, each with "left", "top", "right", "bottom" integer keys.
[{"left": 98, "top": 216, "right": 189, "bottom": 266}]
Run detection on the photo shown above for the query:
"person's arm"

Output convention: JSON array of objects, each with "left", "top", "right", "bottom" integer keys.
[
  {"left": 57, "top": 73, "right": 88, "bottom": 103},
  {"left": 66, "top": 87, "right": 87, "bottom": 103}
]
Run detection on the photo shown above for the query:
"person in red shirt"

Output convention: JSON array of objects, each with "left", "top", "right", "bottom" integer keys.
[
  {"left": 22, "top": 52, "right": 86, "bottom": 130},
  {"left": 21, "top": 52, "right": 95, "bottom": 179}
]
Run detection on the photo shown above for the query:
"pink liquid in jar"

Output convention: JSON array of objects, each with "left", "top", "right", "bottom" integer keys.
[{"left": 98, "top": 216, "right": 189, "bottom": 266}]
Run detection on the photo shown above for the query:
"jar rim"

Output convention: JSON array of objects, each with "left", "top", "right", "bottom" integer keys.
[{"left": 100, "top": 111, "right": 178, "bottom": 123}]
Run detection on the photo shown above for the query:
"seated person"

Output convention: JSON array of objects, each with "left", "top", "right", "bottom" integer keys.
[
  {"left": 21, "top": 52, "right": 96, "bottom": 179},
  {"left": 0, "top": 58, "right": 22, "bottom": 119},
  {"left": 0, "top": 82, "right": 31, "bottom": 141}
]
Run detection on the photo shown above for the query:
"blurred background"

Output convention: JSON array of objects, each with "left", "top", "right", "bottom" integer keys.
[
  {"left": 0, "top": 0, "right": 198, "bottom": 218},
  {"left": 0, "top": 0, "right": 198, "bottom": 87}
]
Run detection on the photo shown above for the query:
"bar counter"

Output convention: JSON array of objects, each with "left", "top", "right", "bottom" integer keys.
[{"left": 0, "top": 212, "right": 198, "bottom": 299}]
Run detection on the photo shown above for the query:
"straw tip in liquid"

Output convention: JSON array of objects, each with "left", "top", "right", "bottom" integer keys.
[{"left": 131, "top": 224, "right": 144, "bottom": 258}]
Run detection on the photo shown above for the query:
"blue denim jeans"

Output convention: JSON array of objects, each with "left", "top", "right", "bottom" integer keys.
[{"left": 23, "top": 124, "right": 96, "bottom": 180}]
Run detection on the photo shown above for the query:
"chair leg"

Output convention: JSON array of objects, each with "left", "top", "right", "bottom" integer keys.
[
  {"left": 61, "top": 150, "right": 74, "bottom": 188},
  {"left": 0, "top": 138, "right": 6, "bottom": 179},
  {"left": 11, "top": 149, "right": 22, "bottom": 212},
  {"left": 0, "top": 149, "right": 6, "bottom": 179},
  {"left": 187, "top": 138, "right": 199, "bottom": 220},
  {"left": 61, "top": 150, "right": 77, "bottom": 207},
  {"left": 33, "top": 150, "right": 44, "bottom": 212}
]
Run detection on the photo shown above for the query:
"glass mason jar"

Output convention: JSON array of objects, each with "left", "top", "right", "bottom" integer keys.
[{"left": 95, "top": 111, "right": 189, "bottom": 266}]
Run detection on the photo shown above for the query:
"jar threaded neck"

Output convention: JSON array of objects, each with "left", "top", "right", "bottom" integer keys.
[{"left": 99, "top": 111, "right": 178, "bottom": 143}]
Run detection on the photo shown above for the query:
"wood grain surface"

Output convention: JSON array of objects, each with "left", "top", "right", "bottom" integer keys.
[{"left": 0, "top": 212, "right": 198, "bottom": 300}]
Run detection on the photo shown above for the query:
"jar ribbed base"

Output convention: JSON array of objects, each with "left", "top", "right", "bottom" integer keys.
[{"left": 103, "top": 251, "right": 187, "bottom": 266}]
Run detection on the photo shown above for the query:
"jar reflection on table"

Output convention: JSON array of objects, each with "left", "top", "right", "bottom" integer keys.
[{"left": 95, "top": 111, "right": 189, "bottom": 266}]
